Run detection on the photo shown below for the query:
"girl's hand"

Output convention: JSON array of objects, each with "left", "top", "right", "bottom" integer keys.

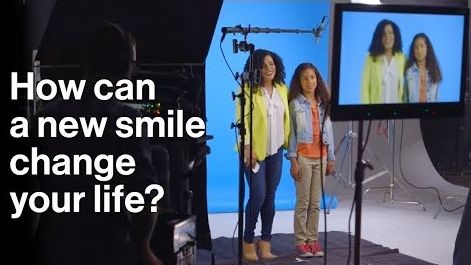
[
  {"left": 326, "top": 161, "right": 335, "bottom": 176},
  {"left": 290, "top": 158, "right": 301, "bottom": 181}
]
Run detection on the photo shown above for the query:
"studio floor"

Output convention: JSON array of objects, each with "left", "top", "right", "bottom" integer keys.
[{"left": 208, "top": 183, "right": 466, "bottom": 265}]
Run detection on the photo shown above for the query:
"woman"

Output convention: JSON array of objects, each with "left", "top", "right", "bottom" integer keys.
[
  {"left": 361, "top": 19, "right": 406, "bottom": 104},
  {"left": 405, "top": 33, "right": 442, "bottom": 103},
  {"left": 235, "top": 49, "right": 290, "bottom": 261},
  {"left": 287, "top": 63, "right": 335, "bottom": 257}
]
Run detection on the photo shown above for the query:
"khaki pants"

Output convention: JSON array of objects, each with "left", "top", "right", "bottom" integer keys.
[{"left": 294, "top": 156, "right": 326, "bottom": 245}]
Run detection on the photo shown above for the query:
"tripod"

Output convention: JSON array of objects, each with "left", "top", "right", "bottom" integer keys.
[
  {"left": 362, "top": 120, "right": 426, "bottom": 211},
  {"left": 334, "top": 121, "right": 356, "bottom": 186},
  {"left": 327, "top": 121, "right": 356, "bottom": 213}
]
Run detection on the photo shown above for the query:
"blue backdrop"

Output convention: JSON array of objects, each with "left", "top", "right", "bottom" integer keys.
[
  {"left": 205, "top": 0, "right": 331, "bottom": 213},
  {"left": 338, "top": 11, "right": 465, "bottom": 105}
]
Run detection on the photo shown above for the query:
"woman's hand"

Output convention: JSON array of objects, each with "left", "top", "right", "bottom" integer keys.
[
  {"left": 290, "top": 158, "right": 301, "bottom": 181},
  {"left": 326, "top": 160, "right": 335, "bottom": 176},
  {"left": 244, "top": 145, "right": 257, "bottom": 169}
]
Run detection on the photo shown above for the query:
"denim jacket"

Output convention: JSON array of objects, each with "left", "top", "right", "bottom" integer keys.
[
  {"left": 405, "top": 63, "right": 438, "bottom": 103},
  {"left": 287, "top": 94, "right": 335, "bottom": 161}
]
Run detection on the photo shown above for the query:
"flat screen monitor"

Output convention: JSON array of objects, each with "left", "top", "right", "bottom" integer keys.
[{"left": 330, "top": 3, "right": 469, "bottom": 121}]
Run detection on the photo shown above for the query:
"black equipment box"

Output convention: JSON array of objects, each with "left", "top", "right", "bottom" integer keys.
[{"left": 152, "top": 214, "right": 197, "bottom": 265}]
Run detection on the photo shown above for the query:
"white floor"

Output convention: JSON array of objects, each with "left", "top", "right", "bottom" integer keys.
[{"left": 208, "top": 183, "right": 467, "bottom": 265}]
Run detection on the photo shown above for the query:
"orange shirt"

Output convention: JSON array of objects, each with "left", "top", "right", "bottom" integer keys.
[
  {"left": 419, "top": 70, "right": 427, "bottom": 103},
  {"left": 297, "top": 104, "right": 327, "bottom": 158}
]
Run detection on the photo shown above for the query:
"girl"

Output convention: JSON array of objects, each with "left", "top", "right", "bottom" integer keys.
[
  {"left": 405, "top": 33, "right": 442, "bottom": 103},
  {"left": 287, "top": 63, "right": 335, "bottom": 257}
]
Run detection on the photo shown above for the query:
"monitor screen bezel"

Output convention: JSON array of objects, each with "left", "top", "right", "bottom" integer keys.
[{"left": 330, "top": 3, "right": 469, "bottom": 121}]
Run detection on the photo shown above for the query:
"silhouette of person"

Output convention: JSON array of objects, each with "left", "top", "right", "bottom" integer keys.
[
  {"left": 31, "top": 21, "right": 163, "bottom": 265},
  {"left": 453, "top": 185, "right": 471, "bottom": 265}
]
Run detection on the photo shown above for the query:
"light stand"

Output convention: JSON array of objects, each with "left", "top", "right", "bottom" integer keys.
[
  {"left": 343, "top": 121, "right": 356, "bottom": 187},
  {"left": 362, "top": 120, "right": 426, "bottom": 211},
  {"left": 231, "top": 36, "right": 256, "bottom": 265},
  {"left": 334, "top": 121, "right": 356, "bottom": 186},
  {"left": 327, "top": 121, "right": 356, "bottom": 213}
]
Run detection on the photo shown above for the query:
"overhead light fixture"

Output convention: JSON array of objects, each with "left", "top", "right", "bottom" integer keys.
[{"left": 351, "top": 0, "right": 382, "bottom": 4}]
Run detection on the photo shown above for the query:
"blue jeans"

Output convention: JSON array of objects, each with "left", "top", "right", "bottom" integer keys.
[{"left": 244, "top": 148, "right": 283, "bottom": 243}]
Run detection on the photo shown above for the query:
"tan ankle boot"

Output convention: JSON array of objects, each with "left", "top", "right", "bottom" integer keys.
[
  {"left": 257, "top": 239, "right": 277, "bottom": 259},
  {"left": 242, "top": 241, "right": 259, "bottom": 261}
]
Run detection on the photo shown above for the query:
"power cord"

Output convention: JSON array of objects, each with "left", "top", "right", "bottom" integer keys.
[
  {"left": 398, "top": 120, "right": 464, "bottom": 212},
  {"left": 223, "top": 37, "right": 255, "bottom": 136},
  {"left": 231, "top": 123, "right": 250, "bottom": 265},
  {"left": 231, "top": 221, "right": 239, "bottom": 262},
  {"left": 220, "top": 37, "right": 256, "bottom": 102},
  {"left": 219, "top": 40, "right": 242, "bottom": 88},
  {"left": 320, "top": 172, "right": 328, "bottom": 265},
  {"left": 335, "top": 135, "right": 351, "bottom": 182},
  {"left": 346, "top": 195, "right": 355, "bottom": 265}
]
